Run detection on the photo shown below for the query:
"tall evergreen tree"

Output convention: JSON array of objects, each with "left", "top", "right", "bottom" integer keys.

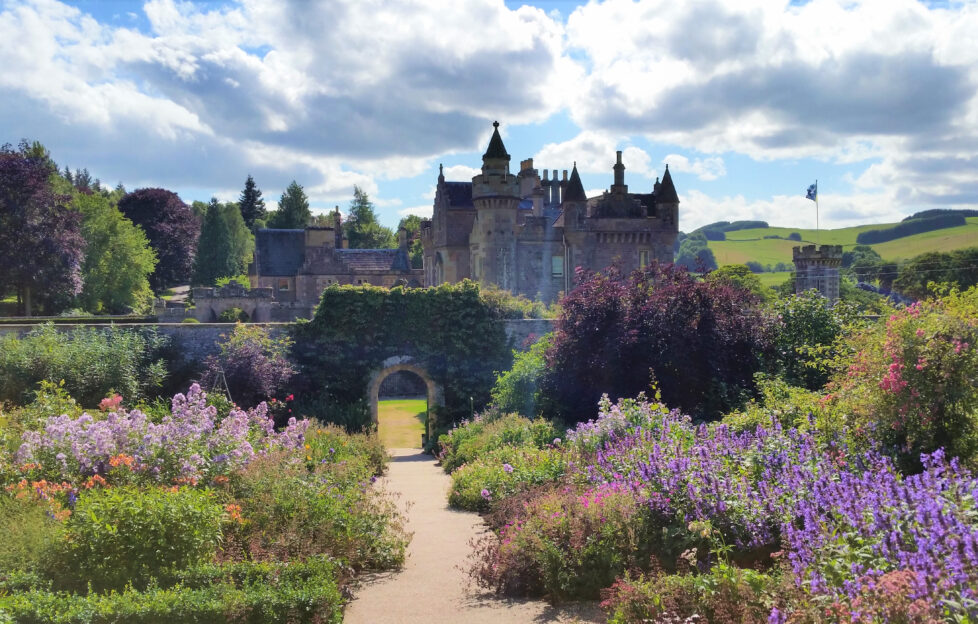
[
  {"left": 238, "top": 174, "right": 266, "bottom": 229},
  {"left": 193, "top": 199, "right": 237, "bottom": 286},
  {"left": 267, "top": 180, "right": 310, "bottom": 229},
  {"left": 346, "top": 185, "right": 395, "bottom": 249}
]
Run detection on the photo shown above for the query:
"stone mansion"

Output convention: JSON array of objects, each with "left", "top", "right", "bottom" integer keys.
[{"left": 420, "top": 122, "right": 680, "bottom": 301}]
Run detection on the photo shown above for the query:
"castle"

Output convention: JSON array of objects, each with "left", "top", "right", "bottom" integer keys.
[{"left": 420, "top": 122, "right": 680, "bottom": 301}]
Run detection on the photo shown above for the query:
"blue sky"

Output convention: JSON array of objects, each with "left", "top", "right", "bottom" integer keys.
[{"left": 2, "top": 0, "right": 977, "bottom": 232}]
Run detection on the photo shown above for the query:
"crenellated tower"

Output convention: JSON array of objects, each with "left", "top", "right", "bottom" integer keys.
[{"left": 469, "top": 121, "right": 521, "bottom": 290}]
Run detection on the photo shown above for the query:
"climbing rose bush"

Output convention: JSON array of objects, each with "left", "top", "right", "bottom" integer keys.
[
  {"left": 15, "top": 384, "right": 310, "bottom": 484},
  {"left": 827, "top": 286, "right": 978, "bottom": 469}
]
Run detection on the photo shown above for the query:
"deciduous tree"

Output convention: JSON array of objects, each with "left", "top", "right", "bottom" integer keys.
[
  {"left": 0, "top": 141, "right": 85, "bottom": 315},
  {"left": 119, "top": 188, "right": 199, "bottom": 293}
]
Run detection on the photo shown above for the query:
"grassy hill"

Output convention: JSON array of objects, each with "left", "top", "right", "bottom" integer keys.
[{"left": 709, "top": 217, "right": 978, "bottom": 268}]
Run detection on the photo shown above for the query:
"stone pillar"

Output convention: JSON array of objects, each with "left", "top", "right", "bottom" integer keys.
[{"left": 792, "top": 244, "right": 843, "bottom": 302}]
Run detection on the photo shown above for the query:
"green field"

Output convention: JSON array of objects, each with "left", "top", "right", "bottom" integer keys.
[
  {"left": 710, "top": 217, "right": 978, "bottom": 268},
  {"left": 377, "top": 398, "right": 427, "bottom": 449},
  {"left": 756, "top": 271, "right": 792, "bottom": 288}
]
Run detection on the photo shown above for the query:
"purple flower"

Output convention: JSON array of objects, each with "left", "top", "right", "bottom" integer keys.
[
  {"left": 503, "top": 463, "right": 514, "bottom": 473},
  {"left": 481, "top": 488, "right": 491, "bottom": 500}
]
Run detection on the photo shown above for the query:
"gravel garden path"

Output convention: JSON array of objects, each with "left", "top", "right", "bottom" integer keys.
[{"left": 344, "top": 448, "right": 603, "bottom": 624}]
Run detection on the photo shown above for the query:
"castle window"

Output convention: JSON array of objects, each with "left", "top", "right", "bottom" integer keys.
[
  {"left": 278, "top": 279, "right": 290, "bottom": 291},
  {"left": 639, "top": 250, "right": 649, "bottom": 268},
  {"left": 551, "top": 256, "right": 564, "bottom": 277}
]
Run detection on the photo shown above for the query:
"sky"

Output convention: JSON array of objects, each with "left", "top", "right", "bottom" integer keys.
[{"left": 2, "top": 0, "right": 977, "bottom": 232}]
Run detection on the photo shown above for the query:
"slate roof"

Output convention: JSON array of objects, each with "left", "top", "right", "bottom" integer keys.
[
  {"left": 337, "top": 249, "right": 411, "bottom": 272},
  {"left": 658, "top": 165, "right": 680, "bottom": 204},
  {"left": 483, "top": 122, "right": 510, "bottom": 160},
  {"left": 444, "top": 182, "right": 474, "bottom": 209},
  {"left": 255, "top": 229, "right": 305, "bottom": 276},
  {"left": 563, "top": 164, "right": 587, "bottom": 202}
]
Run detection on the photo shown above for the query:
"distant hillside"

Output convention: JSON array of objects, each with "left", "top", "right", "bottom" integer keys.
[{"left": 703, "top": 216, "right": 978, "bottom": 269}]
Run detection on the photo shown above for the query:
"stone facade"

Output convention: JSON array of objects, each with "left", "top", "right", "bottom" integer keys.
[
  {"left": 793, "top": 244, "right": 843, "bottom": 302},
  {"left": 248, "top": 211, "right": 424, "bottom": 315},
  {"left": 421, "top": 122, "right": 680, "bottom": 301}
]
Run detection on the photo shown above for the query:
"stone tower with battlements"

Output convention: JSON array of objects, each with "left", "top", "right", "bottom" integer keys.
[{"left": 793, "top": 244, "right": 843, "bottom": 302}]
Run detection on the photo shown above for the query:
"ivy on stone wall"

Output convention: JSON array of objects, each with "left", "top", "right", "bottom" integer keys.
[{"left": 290, "top": 281, "right": 512, "bottom": 430}]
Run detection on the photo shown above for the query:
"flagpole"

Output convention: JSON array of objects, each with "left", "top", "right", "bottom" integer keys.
[{"left": 815, "top": 179, "right": 819, "bottom": 247}]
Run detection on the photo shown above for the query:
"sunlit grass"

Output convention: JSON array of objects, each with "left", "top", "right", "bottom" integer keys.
[{"left": 377, "top": 398, "right": 426, "bottom": 449}]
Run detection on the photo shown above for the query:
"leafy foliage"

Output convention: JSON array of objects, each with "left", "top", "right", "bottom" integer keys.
[
  {"left": 290, "top": 281, "right": 511, "bottom": 429},
  {"left": 398, "top": 214, "right": 425, "bottom": 268},
  {"left": 541, "top": 263, "right": 770, "bottom": 423},
  {"left": 0, "top": 324, "right": 168, "bottom": 407},
  {"left": 237, "top": 174, "right": 266, "bottom": 229},
  {"left": 345, "top": 186, "right": 395, "bottom": 249},
  {"left": 675, "top": 232, "right": 718, "bottom": 271},
  {"left": 73, "top": 191, "right": 157, "bottom": 314},
  {"left": 489, "top": 334, "right": 552, "bottom": 417},
  {"left": 193, "top": 199, "right": 237, "bottom": 286},
  {"left": 57, "top": 486, "right": 223, "bottom": 592},
  {"left": 119, "top": 188, "right": 199, "bottom": 293},
  {"left": 893, "top": 247, "right": 978, "bottom": 299},
  {"left": 827, "top": 287, "right": 978, "bottom": 469},
  {"left": 0, "top": 141, "right": 85, "bottom": 315},
  {"left": 202, "top": 324, "right": 295, "bottom": 409},
  {"left": 267, "top": 180, "right": 310, "bottom": 229}
]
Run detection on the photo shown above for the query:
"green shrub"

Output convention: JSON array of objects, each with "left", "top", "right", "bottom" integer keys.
[
  {"left": 470, "top": 484, "right": 654, "bottom": 599},
  {"left": 438, "top": 412, "right": 558, "bottom": 473},
  {"left": 0, "top": 324, "right": 169, "bottom": 407},
  {"left": 181, "top": 317, "right": 200, "bottom": 323},
  {"left": 448, "top": 446, "right": 566, "bottom": 512},
  {"left": 226, "top": 435, "right": 406, "bottom": 569},
  {"left": 479, "top": 284, "right": 557, "bottom": 319},
  {"left": 490, "top": 334, "right": 552, "bottom": 417},
  {"left": 0, "top": 495, "right": 64, "bottom": 575},
  {"left": 57, "top": 486, "right": 223, "bottom": 591},
  {"left": 1, "top": 381, "right": 82, "bottom": 453},
  {"left": 217, "top": 307, "right": 248, "bottom": 323},
  {"left": 0, "top": 557, "right": 344, "bottom": 624},
  {"left": 828, "top": 286, "right": 978, "bottom": 469},
  {"left": 215, "top": 275, "right": 250, "bottom": 289}
]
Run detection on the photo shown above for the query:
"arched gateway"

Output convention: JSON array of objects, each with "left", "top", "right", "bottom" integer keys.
[{"left": 366, "top": 356, "right": 444, "bottom": 444}]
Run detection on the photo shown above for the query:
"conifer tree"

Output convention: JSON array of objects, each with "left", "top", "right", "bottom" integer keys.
[
  {"left": 346, "top": 185, "right": 395, "bottom": 249},
  {"left": 238, "top": 174, "right": 266, "bottom": 229},
  {"left": 267, "top": 180, "right": 311, "bottom": 229},
  {"left": 193, "top": 199, "right": 237, "bottom": 286}
]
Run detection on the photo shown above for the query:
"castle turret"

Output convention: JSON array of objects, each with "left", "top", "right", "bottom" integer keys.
[
  {"left": 470, "top": 121, "right": 520, "bottom": 290},
  {"left": 656, "top": 164, "right": 679, "bottom": 227},
  {"left": 562, "top": 162, "right": 587, "bottom": 229}
]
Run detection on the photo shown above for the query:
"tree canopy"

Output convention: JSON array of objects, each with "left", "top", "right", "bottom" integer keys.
[
  {"left": 0, "top": 141, "right": 85, "bottom": 315},
  {"left": 267, "top": 180, "right": 311, "bottom": 229},
  {"left": 193, "top": 199, "right": 238, "bottom": 286},
  {"left": 119, "top": 188, "right": 199, "bottom": 293},
  {"left": 238, "top": 175, "right": 266, "bottom": 229},
  {"left": 398, "top": 214, "right": 425, "bottom": 268},
  {"left": 74, "top": 191, "right": 157, "bottom": 314},
  {"left": 346, "top": 186, "right": 395, "bottom": 249}
]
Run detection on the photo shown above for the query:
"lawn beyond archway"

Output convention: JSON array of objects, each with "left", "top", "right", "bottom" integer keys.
[{"left": 377, "top": 398, "right": 427, "bottom": 449}]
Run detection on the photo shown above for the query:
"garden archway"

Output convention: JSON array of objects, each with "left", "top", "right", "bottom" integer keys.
[{"left": 366, "top": 355, "right": 444, "bottom": 444}]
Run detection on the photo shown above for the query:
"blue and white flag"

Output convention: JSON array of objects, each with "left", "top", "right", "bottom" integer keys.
[{"left": 806, "top": 182, "right": 818, "bottom": 202}]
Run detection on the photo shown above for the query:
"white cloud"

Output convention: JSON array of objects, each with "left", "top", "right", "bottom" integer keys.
[
  {"left": 399, "top": 205, "right": 432, "bottom": 219},
  {"left": 663, "top": 154, "right": 726, "bottom": 181},
  {"left": 441, "top": 165, "right": 481, "bottom": 181},
  {"left": 535, "top": 131, "right": 656, "bottom": 179},
  {"left": 564, "top": 0, "right": 978, "bottom": 208}
]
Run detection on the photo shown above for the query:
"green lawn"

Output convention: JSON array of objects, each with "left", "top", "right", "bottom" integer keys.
[
  {"left": 710, "top": 217, "right": 978, "bottom": 267},
  {"left": 377, "top": 398, "right": 427, "bottom": 449}
]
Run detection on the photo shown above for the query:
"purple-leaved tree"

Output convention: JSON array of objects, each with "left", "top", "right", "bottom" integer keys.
[
  {"left": 0, "top": 141, "right": 85, "bottom": 315},
  {"left": 118, "top": 188, "right": 199, "bottom": 293}
]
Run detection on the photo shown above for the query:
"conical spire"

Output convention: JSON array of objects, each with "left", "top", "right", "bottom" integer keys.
[
  {"left": 563, "top": 162, "right": 587, "bottom": 203},
  {"left": 657, "top": 164, "right": 679, "bottom": 203},
  {"left": 483, "top": 121, "right": 510, "bottom": 161}
]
